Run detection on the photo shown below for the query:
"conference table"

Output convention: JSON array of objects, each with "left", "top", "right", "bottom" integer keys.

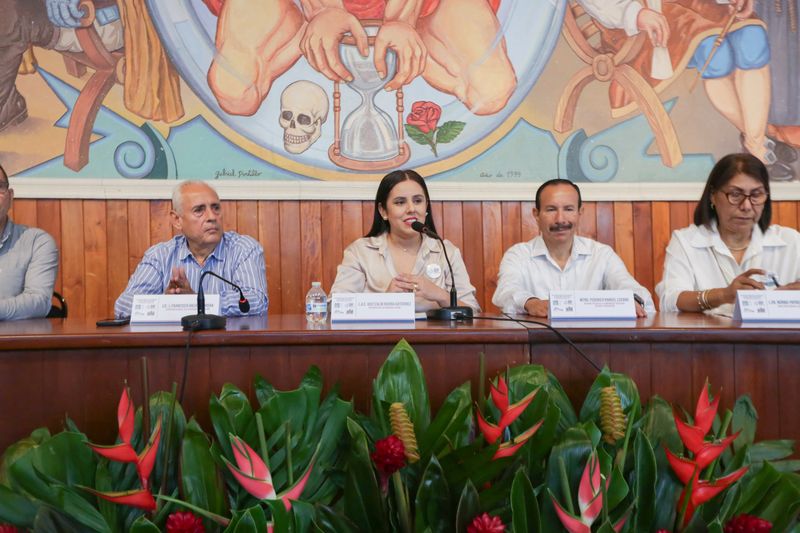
[{"left": 1, "top": 314, "right": 798, "bottom": 452}]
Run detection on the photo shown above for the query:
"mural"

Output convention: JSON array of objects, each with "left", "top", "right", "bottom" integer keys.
[{"left": 0, "top": 0, "right": 798, "bottom": 187}]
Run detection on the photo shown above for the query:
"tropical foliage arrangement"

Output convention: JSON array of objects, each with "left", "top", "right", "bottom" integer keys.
[{"left": 1, "top": 339, "right": 799, "bottom": 532}]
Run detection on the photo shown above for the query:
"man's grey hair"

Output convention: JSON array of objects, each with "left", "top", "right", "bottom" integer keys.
[{"left": 171, "top": 180, "right": 217, "bottom": 214}]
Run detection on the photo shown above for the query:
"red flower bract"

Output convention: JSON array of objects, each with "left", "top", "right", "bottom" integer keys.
[
  {"left": 371, "top": 435, "right": 406, "bottom": 475},
  {"left": 406, "top": 101, "right": 442, "bottom": 134},
  {"left": 166, "top": 511, "right": 206, "bottom": 533},
  {"left": 467, "top": 512, "right": 505, "bottom": 533},
  {"left": 0, "top": 524, "right": 19, "bottom": 533},
  {"left": 724, "top": 514, "right": 772, "bottom": 533}
]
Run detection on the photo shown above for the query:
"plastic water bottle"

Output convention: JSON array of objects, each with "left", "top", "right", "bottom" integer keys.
[{"left": 305, "top": 282, "right": 328, "bottom": 324}]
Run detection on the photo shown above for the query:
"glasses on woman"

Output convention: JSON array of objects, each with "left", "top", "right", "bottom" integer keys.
[{"left": 722, "top": 188, "right": 768, "bottom": 206}]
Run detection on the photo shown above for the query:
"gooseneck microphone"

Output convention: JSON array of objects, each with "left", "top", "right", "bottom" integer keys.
[
  {"left": 410, "top": 221, "right": 474, "bottom": 321},
  {"left": 181, "top": 271, "right": 250, "bottom": 330}
]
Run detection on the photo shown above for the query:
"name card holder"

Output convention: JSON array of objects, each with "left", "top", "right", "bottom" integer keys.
[
  {"left": 131, "top": 294, "right": 221, "bottom": 324},
  {"left": 549, "top": 290, "right": 636, "bottom": 320},
  {"left": 331, "top": 293, "right": 415, "bottom": 323},
  {"left": 733, "top": 290, "right": 800, "bottom": 322}
]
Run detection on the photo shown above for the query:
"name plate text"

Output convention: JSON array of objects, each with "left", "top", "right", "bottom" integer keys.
[{"left": 549, "top": 290, "right": 636, "bottom": 319}]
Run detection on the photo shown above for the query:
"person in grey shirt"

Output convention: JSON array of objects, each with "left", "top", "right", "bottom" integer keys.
[{"left": 0, "top": 164, "right": 59, "bottom": 320}]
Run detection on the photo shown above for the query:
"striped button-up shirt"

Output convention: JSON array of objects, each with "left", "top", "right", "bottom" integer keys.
[{"left": 114, "top": 231, "right": 268, "bottom": 317}]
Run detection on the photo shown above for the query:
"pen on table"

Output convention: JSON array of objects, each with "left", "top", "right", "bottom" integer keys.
[{"left": 771, "top": 275, "right": 781, "bottom": 288}]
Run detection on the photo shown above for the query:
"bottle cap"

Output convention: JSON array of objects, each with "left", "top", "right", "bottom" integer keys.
[{"left": 311, "top": 281, "right": 321, "bottom": 287}]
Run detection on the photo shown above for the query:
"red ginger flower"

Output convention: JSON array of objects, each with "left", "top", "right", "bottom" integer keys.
[
  {"left": 371, "top": 435, "right": 407, "bottom": 476},
  {"left": 667, "top": 382, "right": 747, "bottom": 527},
  {"left": 467, "top": 512, "right": 505, "bottom": 533},
  {"left": 477, "top": 376, "right": 543, "bottom": 459},
  {"left": 166, "top": 511, "right": 206, "bottom": 533},
  {"left": 0, "top": 525, "right": 19, "bottom": 533},
  {"left": 724, "top": 514, "right": 772, "bottom": 533}
]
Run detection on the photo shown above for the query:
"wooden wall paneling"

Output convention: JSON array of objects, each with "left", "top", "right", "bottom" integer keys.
[
  {"left": 521, "top": 201, "right": 538, "bottom": 241},
  {"left": 595, "top": 201, "right": 614, "bottom": 247},
  {"left": 778, "top": 345, "right": 800, "bottom": 446},
  {"left": 208, "top": 346, "right": 253, "bottom": 401},
  {"left": 279, "top": 201, "right": 302, "bottom": 313},
  {"left": 81, "top": 349, "right": 131, "bottom": 442},
  {"left": 0, "top": 351, "right": 44, "bottom": 448},
  {"left": 649, "top": 343, "right": 695, "bottom": 409},
  {"left": 300, "top": 201, "right": 323, "bottom": 294},
  {"left": 259, "top": 201, "right": 283, "bottom": 314},
  {"left": 149, "top": 200, "right": 173, "bottom": 245},
  {"left": 632, "top": 202, "right": 654, "bottom": 292},
  {"left": 321, "top": 201, "right": 343, "bottom": 291},
  {"left": 430, "top": 201, "right": 443, "bottom": 234},
  {"left": 613, "top": 202, "right": 635, "bottom": 276},
  {"left": 461, "top": 202, "right": 485, "bottom": 310},
  {"left": 650, "top": 202, "right": 671, "bottom": 304},
  {"left": 341, "top": 201, "right": 364, "bottom": 248},
  {"left": 127, "top": 201, "right": 151, "bottom": 278},
  {"left": 83, "top": 201, "right": 108, "bottom": 318},
  {"left": 481, "top": 202, "right": 503, "bottom": 312},
  {"left": 669, "top": 201, "right": 691, "bottom": 232},
  {"left": 236, "top": 200, "right": 259, "bottom": 241},
  {"left": 11, "top": 199, "right": 36, "bottom": 227},
  {"left": 37, "top": 200, "right": 63, "bottom": 292},
  {"left": 579, "top": 202, "right": 597, "bottom": 240},
  {"left": 361, "top": 201, "right": 373, "bottom": 236},
  {"left": 734, "top": 344, "right": 780, "bottom": 441},
  {"left": 501, "top": 202, "right": 521, "bottom": 254},
  {"left": 60, "top": 200, "right": 85, "bottom": 318},
  {"left": 691, "top": 343, "right": 735, "bottom": 413},
  {"left": 441, "top": 202, "right": 464, "bottom": 250},
  {"left": 606, "top": 342, "right": 652, "bottom": 400},
  {"left": 106, "top": 201, "right": 129, "bottom": 316},
  {"left": 774, "top": 201, "right": 798, "bottom": 229}
]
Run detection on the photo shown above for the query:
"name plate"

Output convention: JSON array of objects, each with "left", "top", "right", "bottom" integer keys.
[
  {"left": 549, "top": 290, "right": 636, "bottom": 319},
  {"left": 733, "top": 290, "right": 800, "bottom": 322},
  {"left": 330, "top": 293, "right": 415, "bottom": 323},
  {"left": 131, "top": 294, "right": 221, "bottom": 323}
]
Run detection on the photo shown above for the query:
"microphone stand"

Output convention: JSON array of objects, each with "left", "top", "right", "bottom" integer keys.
[
  {"left": 410, "top": 221, "right": 473, "bottom": 321},
  {"left": 181, "top": 271, "right": 250, "bottom": 330}
]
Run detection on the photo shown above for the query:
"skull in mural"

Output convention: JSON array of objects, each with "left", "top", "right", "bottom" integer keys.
[{"left": 279, "top": 81, "right": 329, "bottom": 154}]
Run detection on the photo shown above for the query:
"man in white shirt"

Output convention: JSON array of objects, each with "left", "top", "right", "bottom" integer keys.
[{"left": 492, "top": 179, "right": 654, "bottom": 317}]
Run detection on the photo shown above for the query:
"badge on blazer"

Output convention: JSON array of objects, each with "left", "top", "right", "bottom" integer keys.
[{"left": 426, "top": 263, "right": 442, "bottom": 279}]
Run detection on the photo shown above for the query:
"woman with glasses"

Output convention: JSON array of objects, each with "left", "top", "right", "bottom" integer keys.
[{"left": 656, "top": 153, "right": 800, "bottom": 313}]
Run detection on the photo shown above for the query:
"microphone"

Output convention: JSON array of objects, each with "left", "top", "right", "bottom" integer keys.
[
  {"left": 181, "top": 271, "right": 250, "bottom": 330},
  {"left": 410, "top": 221, "right": 474, "bottom": 321}
]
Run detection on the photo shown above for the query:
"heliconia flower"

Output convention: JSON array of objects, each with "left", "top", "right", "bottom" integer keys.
[
  {"left": 136, "top": 416, "right": 163, "bottom": 490},
  {"left": 84, "top": 487, "right": 157, "bottom": 511},
  {"left": 676, "top": 467, "right": 748, "bottom": 527},
  {"left": 88, "top": 387, "right": 138, "bottom": 463},
  {"left": 694, "top": 381, "right": 720, "bottom": 436},
  {"left": 466, "top": 512, "right": 505, "bottom": 533},
  {"left": 223, "top": 434, "right": 313, "bottom": 510},
  {"left": 551, "top": 452, "right": 627, "bottom": 533},
  {"left": 477, "top": 376, "right": 540, "bottom": 457},
  {"left": 166, "top": 511, "right": 206, "bottom": 533},
  {"left": 0, "top": 524, "right": 19, "bottom": 533},
  {"left": 723, "top": 514, "right": 772, "bottom": 533},
  {"left": 493, "top": 420, "right": 544, "bottom": 459}
]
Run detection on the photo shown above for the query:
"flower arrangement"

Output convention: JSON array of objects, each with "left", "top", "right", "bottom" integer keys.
[{"left": 1, "top": 340, "right": 799, "bottom": 532}]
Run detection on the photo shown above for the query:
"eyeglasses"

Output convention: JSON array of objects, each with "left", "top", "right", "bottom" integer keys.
[
  {"left": 0, "top": 183, "right": 9, "bottom": 193},
  {"left": 721, "top": 188, "right": 768, "bottom": 206}
]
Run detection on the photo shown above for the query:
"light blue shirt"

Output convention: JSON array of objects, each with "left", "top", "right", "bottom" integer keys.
[
  {"left": 114, "top": 231, "right": 268, "bottom": 317},
  {"left": 0, "top": 220, "right": 59, "bottom": 320}
]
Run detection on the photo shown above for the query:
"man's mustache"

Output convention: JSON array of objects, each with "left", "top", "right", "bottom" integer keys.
[{"left": 549, "top": 223, "right": 573, "bottom": 232}]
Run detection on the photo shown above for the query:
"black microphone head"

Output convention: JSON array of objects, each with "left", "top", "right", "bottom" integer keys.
[
  {"left": 411, "top": 220, "right": 425, "bottom": 233},
  {"left": 238, "top": 298, "right": 250, "bottom": 314}
]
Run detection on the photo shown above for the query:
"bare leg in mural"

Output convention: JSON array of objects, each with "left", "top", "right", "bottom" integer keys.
[
  {"left": 0, "top": 0, "right": 122, "bottom": 133},
  {"left": 207, "top": 0, "right": 515, "bottom": 117}
]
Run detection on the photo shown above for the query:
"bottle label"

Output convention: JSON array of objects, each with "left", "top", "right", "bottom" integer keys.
[{"left": 306, "top": 302, "right": 327, "bottom": 313}]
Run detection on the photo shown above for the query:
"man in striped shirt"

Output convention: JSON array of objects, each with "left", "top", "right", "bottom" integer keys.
[{"left": 114, "top": 181, "right": 268, "bottom": 317}]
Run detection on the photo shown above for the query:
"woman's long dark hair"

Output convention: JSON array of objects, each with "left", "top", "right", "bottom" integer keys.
[
  {"left": 365, "top": 169, "right": 438, "bottom": 237},
  {"left": 693, "top": 153, "right": 772, "bottom": 232}
]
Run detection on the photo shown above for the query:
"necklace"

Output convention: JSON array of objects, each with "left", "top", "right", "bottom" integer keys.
[{"left": 726, "top": 242, "right": 749, "bottom": 251}]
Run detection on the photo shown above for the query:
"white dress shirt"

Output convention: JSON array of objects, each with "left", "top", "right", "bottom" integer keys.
[
  {"left": 492, "top": 236, "right": 655, "bottom": 314},
  {"left": 331, "top": 233, "right": 481, "bottom": 312},
  {"left": 656, "top": 223, "right": 800, "bottom": 313}
]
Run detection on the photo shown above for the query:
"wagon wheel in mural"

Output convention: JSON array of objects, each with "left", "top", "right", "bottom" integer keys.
[
  {"left": 61, "top": 0, "right": 124, "bottom": 171},
  {"left": 554, "top": 0, "right": 683, "bottom": 168}
]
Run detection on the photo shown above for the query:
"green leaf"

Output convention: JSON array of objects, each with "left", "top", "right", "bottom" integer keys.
[
  {"left": 543, "top": 427, "right": 593, "bottom": 526},
  {"left": 506, "top": 365, "right": 577, "bottom": 436},
  {"left": 749, "top": 440, "right": 795, "bottom": 462},
  {"left": 641, "top": 396, "right": 682, "bottom": 453},
  {"left": 580, "top": 368, "right": 640, "bottom": 424},
  {"left": 94, "top": 460, "right": 118, "bottom": 532},
  {"left": 224, "top": 505, "right": 269, "bottom": 533},
  {"left": 313, "top": 504, "right": 360, "bottom": 533},
  {"left": 414, "top": 455, "right": 451, "bottom": 533},
  {"left": 737, "top": 462, "right": 782, "bottom": 513},
  {"left": 373, "top": 339, "right": 431, "bottom": 435},
  {"left": 511, "top": 468, "right": 540, "bottom": 533},
  {"left": 632, "top": 430, "right": 657, "bottom": 532},
  {"left": 651, "top": 446, "right": 681, "bottom": 530},
  {"left": 454, "top": 480, "right": 480, "bottom": 533},
  {"left": 32, "top": 506, "right": 91, "bottom": 533},
  {"left": 266, "top": 499, "right": 294, "bottom": 533},
  {"left": 731, "top": 395, "right": 758, "bottom": 453},
  {"left": 419, "top": 382, "right": 471, "bottom": 460},
  {"left": 181, "top": 418, "right": 226, "bottom": 527},
  {"left": 404, "top": 124, "right": 432, "bottom": 146},
  {"left": 291, "top": 500, "right": 317, "bottom": 532},
  {"left": 129, "top": 516, "right": 161, "bottom": 533},
  {"left": 0, "top": 484, "right": 38, "bottom": 527},
  {"left": 343, "top": 419, "right": 387, "bottom": 533},
  {"left": 434, "top": 121, "right": 465, "bottom": 144}
]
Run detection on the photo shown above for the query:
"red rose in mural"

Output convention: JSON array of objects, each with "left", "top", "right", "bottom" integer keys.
[
  {"left": 406, "top": 101, "right": 442, "bottom": 134},
  {"left": 202, "top": 0, "right": 223, "bottom": 16}
]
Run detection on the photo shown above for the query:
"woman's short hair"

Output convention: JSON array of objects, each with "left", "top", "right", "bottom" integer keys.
[
  {"left": 693, "top": 153, "right": 772, "bottom": 232},
  {"left": 366, "top": 169, "right": 438, "bottom": 238}
]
